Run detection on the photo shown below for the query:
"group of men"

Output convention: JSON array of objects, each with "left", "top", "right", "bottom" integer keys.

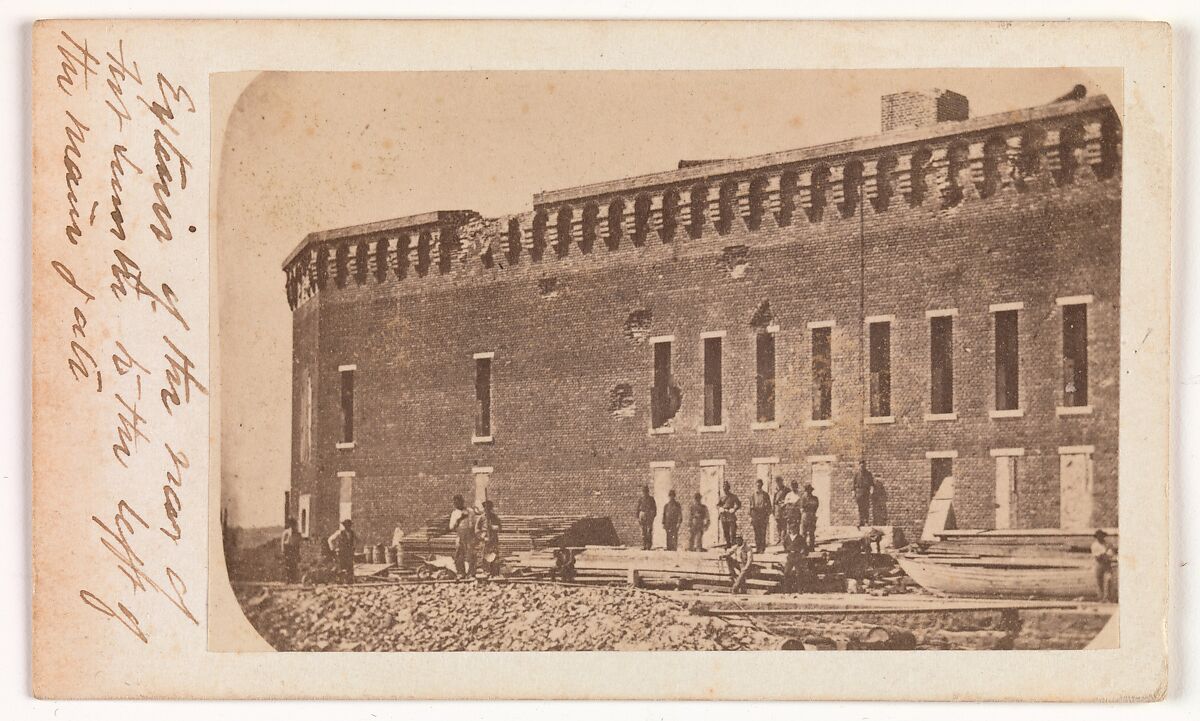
[
  {"left": 278, "top": 515, "right": 361, "bottom": 585},
  {"left": 448, "top": 495, "right": 504, "bottom": 579},
  {"left": 634, "top": 463, "right": 878, "bottom": 554}
]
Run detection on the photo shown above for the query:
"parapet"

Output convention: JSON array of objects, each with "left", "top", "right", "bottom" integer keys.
[{"left": 283, "top": 94, "right": 1120, "bottom": 312}]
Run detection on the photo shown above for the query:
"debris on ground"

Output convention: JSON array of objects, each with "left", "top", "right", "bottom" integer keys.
[{"left": 234, "top": 581, "right": 783, "bottom": 652}]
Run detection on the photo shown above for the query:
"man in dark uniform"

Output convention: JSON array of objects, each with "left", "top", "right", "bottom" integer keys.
[
  {"left": 717, "top": 481, "right": 742, "bottom": 548},
  {"left": 772, "top": 476, "right": 789, "bottom": 545},
  {"left": 781, "top": 519, "right": 807, "bottom": 593},
  {"left": 852, "top": 460, "right": 876, "bottom": 527},
  {"left": 635, "top": 485, "right": 657, "bottom": 550},
  {"left": 662, "top": 489, "right": 683, "bottom": 551},
  {"left": 800, "top": 483, "right": 820, "bottom": 551},
  {"left": 475, "top": 500, "right": 503, "bottom": 576},
  {"left": 749, "top": 479, "right": 772, "bottom": 553},
  {"left": 326, "top": 519, "right": 357, "bottom": 584}
]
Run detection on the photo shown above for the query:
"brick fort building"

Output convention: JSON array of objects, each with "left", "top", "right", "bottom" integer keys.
[{"left": 281, "top": 89, "right": 1121, "bottom": 550}]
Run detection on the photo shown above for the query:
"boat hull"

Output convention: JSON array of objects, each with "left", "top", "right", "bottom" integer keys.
[{"left": 898, "top": 554, "right": 1101, "bottom": 599}]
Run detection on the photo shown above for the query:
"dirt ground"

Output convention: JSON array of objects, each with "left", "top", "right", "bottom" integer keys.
[{"left": 233, "top": 579, "right": 1113, "bottom": 652}]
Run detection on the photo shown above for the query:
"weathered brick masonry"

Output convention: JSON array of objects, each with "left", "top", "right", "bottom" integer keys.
[{"left": 283, "top": 92, "right": 1121, "bottom": 548}]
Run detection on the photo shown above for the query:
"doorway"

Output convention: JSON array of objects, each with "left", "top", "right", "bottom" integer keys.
[
  {"left": 650, "top": 462, "right": 674, "bottom": 549},
  {"left": 1059, "top": 451, "right": 1094, "bottom": 529},
  {"left": 808, "top": 458, "right": 833, "bottom": 528},
  {"left": 473, "top": 466, "right": 492, "bottom": 508}
]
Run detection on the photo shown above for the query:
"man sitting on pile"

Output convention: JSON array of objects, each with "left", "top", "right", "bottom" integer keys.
[{"left": 719, "top": 535, "right": 754, "bottom": 594}]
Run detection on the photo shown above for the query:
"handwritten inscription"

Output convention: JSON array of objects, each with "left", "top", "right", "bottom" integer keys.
[{"left": 48, "top": 31, "right": 203, "bottom": 645}]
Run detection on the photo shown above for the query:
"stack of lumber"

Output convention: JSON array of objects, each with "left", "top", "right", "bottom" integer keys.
[
  {"left": 511, "top": 540, "right": 908, "bottom": 595},
  {"left": 399, "top": 515, "right": 619, "bottom": 567},
  {"left": 514, "top": 546, "right": 782, "bottom": 592}
]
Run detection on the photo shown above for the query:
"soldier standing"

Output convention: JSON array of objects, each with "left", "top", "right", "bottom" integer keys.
[
  {"left": 717, "top": 481, "right": 742, "bottom": 548},
  {"left": 662, "top": 489, "right": 683, "bottom": 551},
  {"left": 772, "top": 476, "right": 790, "bottom": 544},
  {"left": 449, "top": 495, "right": 477, "bottom": 579},
  {"left": 635, "top": 485, "right": 658, "bottom": 550},
  {"left": 475, "top": 500, "right": 503, "bottom": 576},
  {"left": 852, "top": 460, "right": 876, "bottom": 527},
  {"left": 326, "top": 519, "right": 357, "bottom": 584},
  {"left": 749, "top": 479, "right": 772, "bottom": 553},
  {"left": 800, "top": 483, "right": 820, "bottom": 551},
  {"left": 686, "top": 493, "right": 710, "bottom": 552}
]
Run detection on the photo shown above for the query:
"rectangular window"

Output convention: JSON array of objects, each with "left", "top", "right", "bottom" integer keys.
[
  {"left": 703, "top": 335, "right": 723, "bottom": 427},
  {"left": 930, "top": 457, "right": 953, "bottom": 496},
  {"left": 755, "top": 330, "right": 776, "bottom": 423},
  {"left": 868, "top": 321, "right": 891, "bottom": 417},
  {"left": 651, "top": 338, "right": 674, "bottom": 429},
  {"left": 298, "top": 494, "right": 311, "bottom": 538},
  {"left": 1062, "top": 304, "right": 1089, "bottom": 407},
  {"left": 929, "top": 315, "right": 954, "bottom": 414},
  {"left": 994, "top": 309, "right": 1020, "bottom": 411},
  {"left": 337, "top": 473, "right": 353, "bottom": 522},
  {"left": 811, "top": 326, "right": 833, "bottom": 421},
  {"left": 339, "top": 367, "right": 355, "bottom": 444},
  {"left": 474, "top": 355, "right": 493, "bottom": 439}
]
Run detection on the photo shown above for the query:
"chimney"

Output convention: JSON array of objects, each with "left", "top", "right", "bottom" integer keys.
[{"left": 881, "top": 89, "right": 969, "bottom": 133}]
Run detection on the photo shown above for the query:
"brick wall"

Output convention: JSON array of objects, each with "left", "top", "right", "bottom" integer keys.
[
  {"left": 882, "top": 90, "right": 970, "bottom": 132},
  {"left": 287, "top": 171, "right": 1120, "bottom": 548}
]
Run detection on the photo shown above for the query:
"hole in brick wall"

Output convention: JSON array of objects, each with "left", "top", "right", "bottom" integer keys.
[
  {"left": 807, "top": 165, "right": 829, "bottom": 222},
  {"left": 716, "top": 179, "right": 738, "bottom": 234},
  {"left": 609, "top": 383, "right": 636, "bottom": 418},
  {"left": 416, "top": 230, "right": 432, "bottom": 276},
  {"left": 394, "top": 233, "right": 410, "bottom": 278},
  {"left": 660, "top": 188, "right": 679, "bottom": 242},
  {"left": 747, "top": 175, "right": 768, "bottom": 230},
  {"left": 776, "top": 171, "right": 797, "bottom": 226},
  {"left": 623, "top": 309, "right": 653, "bottom": 343},
  {"left": 374, "top": 237, "right": 389, "bottom": 282},
  {"left": 355, "top": 239, "right": 370, "bottom": 284},
  {"left": 688, "top": 182, "right": 708, "bottom": 239},
  {"left": 981, "top": 136, "right": 1006, "bottom": 199},
  {"left": 334, "top": 243, "right": 349, "bottom": 288},
  {"left": 872, "top": 154, "right": 896, "bottom": 212},
  {"left": 1017, "top": 127, "right": 1044, "bottom": 185},
  {"left": 1096, "top": 116, "right": 1120, "bottom": 180},
  {"left": 943, "top": 143, "right": 969, "bottom": 208},
  {"left": 581, "top": 203, "right": 598, "bottom": 254},
  {"left": 506, "top": 218, "right": 522, "bottom": 265},
  {"left": 749, "top": 300, "right": 774, "bottom": 329},
  {"left": 606, "top": 198, "right": 625, "bottom": 251},
  {"left": 436, "top": 228, "right": 456, "bottom": 274},
  {"left": 555, "top": 206, "right": 572, "bottom": 258},
  {"left": 1055, "top": 123, "right": 1084, "bottom": 186},
  {"left": 907, "top": 148, "right": 931, "bottom": 207},
  {"left": 840, "top": 160, "right": 863, "bottom": 218},
  {"left": 719, "top": 245, "right": 750, "bottom": 279},
  {"left": 633, "top": 194, "right": 651, "bottom": 247},
  {"left": 537, "top": 277, "right": 560, "bottom": 299},
  {"left": 531, "top": 210, "right": 548, "bottom": 262},
  {"left": 316, "top": 245, "right": 329, "bottom": 288}
]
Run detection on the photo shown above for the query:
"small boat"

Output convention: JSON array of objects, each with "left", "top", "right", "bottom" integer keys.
[
  {"left": 896, "top": 477, "right": 1116, "bottom": 599},
  {"left": 897, "top": 550, "right": 1101, "bottom": 599}
]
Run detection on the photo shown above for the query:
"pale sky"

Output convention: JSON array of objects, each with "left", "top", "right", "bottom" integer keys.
[{"left": 217, "top": 68, "right": 1120, "bottom": 528}]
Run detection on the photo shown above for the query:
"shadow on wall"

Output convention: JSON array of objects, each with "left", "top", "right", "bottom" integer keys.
[{"left": 871, "top": 481, "right": 890, "bottom": 526}]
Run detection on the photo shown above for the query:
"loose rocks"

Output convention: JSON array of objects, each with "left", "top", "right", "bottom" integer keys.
[{"left": 235, "top": 581, "right": 782, "bottom": 652}]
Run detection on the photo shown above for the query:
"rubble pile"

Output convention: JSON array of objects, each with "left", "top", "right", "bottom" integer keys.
[{"left": 235, "top": 581, "right": 782, "bottom": 652}]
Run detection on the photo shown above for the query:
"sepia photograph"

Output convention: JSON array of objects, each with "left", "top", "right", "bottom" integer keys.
[{"left": 214, "top": 67, "right": 1125, "bottom": 654}]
